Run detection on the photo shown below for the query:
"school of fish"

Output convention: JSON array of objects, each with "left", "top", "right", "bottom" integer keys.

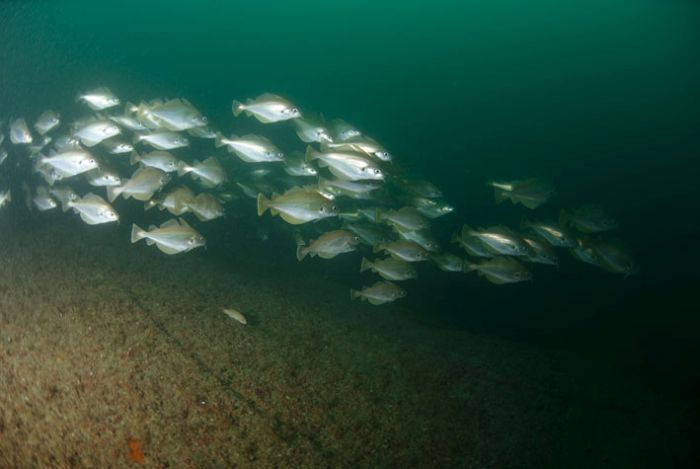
[{"left": 0, "top": 88, "right": 637, "bottom": 306}]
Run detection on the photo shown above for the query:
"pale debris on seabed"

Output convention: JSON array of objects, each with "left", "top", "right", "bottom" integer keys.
[{"left": 223, "top": 308, "right": 247, "bottom": 325}]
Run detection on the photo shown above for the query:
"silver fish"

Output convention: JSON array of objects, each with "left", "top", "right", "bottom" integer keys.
[
  {"left": 39, "top": 150, "right": 98, "bottom": 178},
  {"left": 491, "top": 178, "right": 554, "bottom": 210},
  {"left": 397, "top": 228, "right": 440, "bottom": 252},
  {"left": 296, "top": 230, "right": 359, "bottom": 261},
  {"left": 318, "top": 177, "right": 380, "bottom": 200},
  {"left": 344, "top": 222, "right": 388, "bottom": 246},
  {"left": 284, "top": 152, "right": 318, "bottom": 177},
  {"left": 430, "top": 252, "right": 464, "bottom": 272},
  {"left": 350, "top": 281, "right": 405, "bottom": 305},
  {"left": 0, "top": 189, "right": 11, "bottom": 209},
  {"left": 522, "top": 235, "right": 559, "bottom": 265},
  {"left": 215, "top": 134, "right": 284, "bottom": 163},
  {"left": 33, "top": 186, "right": 57, "bottom": 211},
  {"left": 292, "top": 114, "right": 332, "bottom": 143},
  {"left": 412, "top": 197, "right": 454, "bottom": 219},
  {"left": 134, "top": 131, "right": 189, "bottom": 150},
  {"left": 329, "top": 119, "right": 361, "bottom": 142},
  {"left": 560, "top": 205, "right": 618, "bottom": 233},
  {"left": 73, "top": 119, "right": 121, "bottom": 147},
  {"left": 327, "top": 135, "right": 392, "bottom": 162},
  {"left": 452, "top": 229, "right": 492, "bottom": 258},
  {"left": 373, "top": 240, "right": 429, "bottom": 262},
  {"left": 85, "top": 167, "right": 122, "bottom": 187},
  {"left": 106, "top": 167, "right": 169, "bottom": 202},
  {"left": 177, "top": 157, "right": 226, "bottom": 187},
  {"left": 130, "top": 150, "right": 180, "bottom": 172},
  {"left": 521, "top": 219, "right": 576, "bottom": 248},
  {"left": 257, "top": 188, "right": 337, "bottom": 225},
  {"left": 465, "top": 257, "right": 532, "bottom": 284},
  {"left": 109, "top": 114, "right": 148, "bottom": 132},
  {"left": 130, "top": 218, "right": 205, "bottom": 255},
  {"left": 232, "top": 93, "right": 301, "bottom": 123},
  {"left": 306, "top": 145, "right": 384, "bottom": 181},
  {"left": 360, "top": 257, "right": 417, "bottom": 281},
  {"left": 51, "top": 185, "right": 80, "bottom": 212},
  {"left": 77, "top": 87, "right": 120, "bottom": 111},
  {"left": 34, "top": 110, "right": 61, "bottom": 135},
  {"left": 134, "top": 98, "right": 207, "bottom": 131},
  {"left": 462, "top": 225, "right": 529, "bottom": 256},
  {"left": 188, "top": 193, "right": 224, "bottom": 222},
  {"left": 102, "top": 139, "right": 134, "bottom": 154},
  {"left": 146, "top": 186, "right": 196, "bottom": 215},
  {"left": 10, "top": 118, "right": 33, "bottom": 144},
  {"left": 377, "top": 207, "right": 429, "bottom": 232},
  {"left": 67, "top": 193, "right": 119, "bottom": 225}
]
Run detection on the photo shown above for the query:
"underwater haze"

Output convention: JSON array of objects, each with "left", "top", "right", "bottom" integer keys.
[{"left": 1, "top": 0, "right": 699, "bottom": 467}]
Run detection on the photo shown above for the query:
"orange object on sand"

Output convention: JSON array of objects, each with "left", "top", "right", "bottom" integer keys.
[{"left": 127, "top": 437, "right": 145, "bottom": 464}]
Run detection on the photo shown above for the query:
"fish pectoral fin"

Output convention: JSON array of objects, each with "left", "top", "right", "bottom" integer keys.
[{"left": 494, "top": 188, "right": 508, "bottom": 205}]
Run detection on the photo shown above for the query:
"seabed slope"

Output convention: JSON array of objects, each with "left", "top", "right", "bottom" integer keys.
[{"left": 0, "top": 216, "right": 689, "bottom": 467}]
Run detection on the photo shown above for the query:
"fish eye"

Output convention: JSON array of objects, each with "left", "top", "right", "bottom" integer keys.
[
  {"left": 291, "top": 108, "right": 299, "bottom": 114},
  {"left": 374, "top": 169, "right": 381, "bottom": 175}
]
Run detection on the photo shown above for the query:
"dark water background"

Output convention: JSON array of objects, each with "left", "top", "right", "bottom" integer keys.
[{"left": 1, "top": 0, "right": 699, "bottom": 396}]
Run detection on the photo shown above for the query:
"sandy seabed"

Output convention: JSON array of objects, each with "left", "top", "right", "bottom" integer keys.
[{"left": 0, "top": 215, "right": 691, "bottom": 468}]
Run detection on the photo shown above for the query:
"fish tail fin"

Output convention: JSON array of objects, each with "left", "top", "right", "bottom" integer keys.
[
  {"left": 450, "top": 232, "right": 460, "bottom": 244},
  {"left": 360, "top": 257, "right": 372, "bottom": 272},
  {"left": 257, "top": 193, "right": 270, "bottom": 217},
  {"left": 494, "top": 188, "right": 507, "bottom": 205},
  {"left": 129, "top": 151, "right": 140, "bottom": 165},
  {"left": 375, "top": 208, "right": 386, "bottom": 222},
  {"left": 106, "top": 185, "right": 122, "bottom": 203},
  {"left": 350, "top": 289, "right": 361, "bottom": 301},
  {"left": 130, "top": 224, "right": 146, "bottom": 243},
  {"left": 132, "top": 132, "right": 142, "bottom": 145},
  {"left": 176, "top": 163, "right": 191, "bottom": 177},
  {"left": 558, "top": 209, "right": 568, "bottom": 227},
  {"left": 214, "top": 132, "right": 225, "bottom": 148},
  {"left": 125, "top": 102, "right": 138, "bottom": 114},
  {"left": 296, "top": 245, "right": 308, "bottom": 261},
  {"left": 60, "top": 199, "right": 72, "bottom": 213},
  {"left": 463, "top": 261, "right": 477, "bottom": 273},
  {"left": 461, "top": 224, "right": 474, "bottom": 238},
  {"left": 305, "top": 145, "right": 320, "bottom": 162},
  {"left": 372, "top": 243, "right": 383, "bottom": 254},
  {"left": 232, "top": 100, "right": 244, "bottom": 117}
]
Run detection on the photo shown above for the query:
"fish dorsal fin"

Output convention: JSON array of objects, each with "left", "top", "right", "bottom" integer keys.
[
  {"left": 200, "top": 156, "right": 220, "bottom": 167},
  {"left": 241, "top": 134, "right": 272, "bottom": 144},
  {"left": 178, "top": 217, "right": 192, "bottom": 228},
  {"left": 160, "top": 219, "right": 181, "bottom": 229},
  {"left": 81, "top": 192, "right": 102, "bottom": 203},
  {"left": 257, "top": 92, "right": 284, "bottom": 102}
]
